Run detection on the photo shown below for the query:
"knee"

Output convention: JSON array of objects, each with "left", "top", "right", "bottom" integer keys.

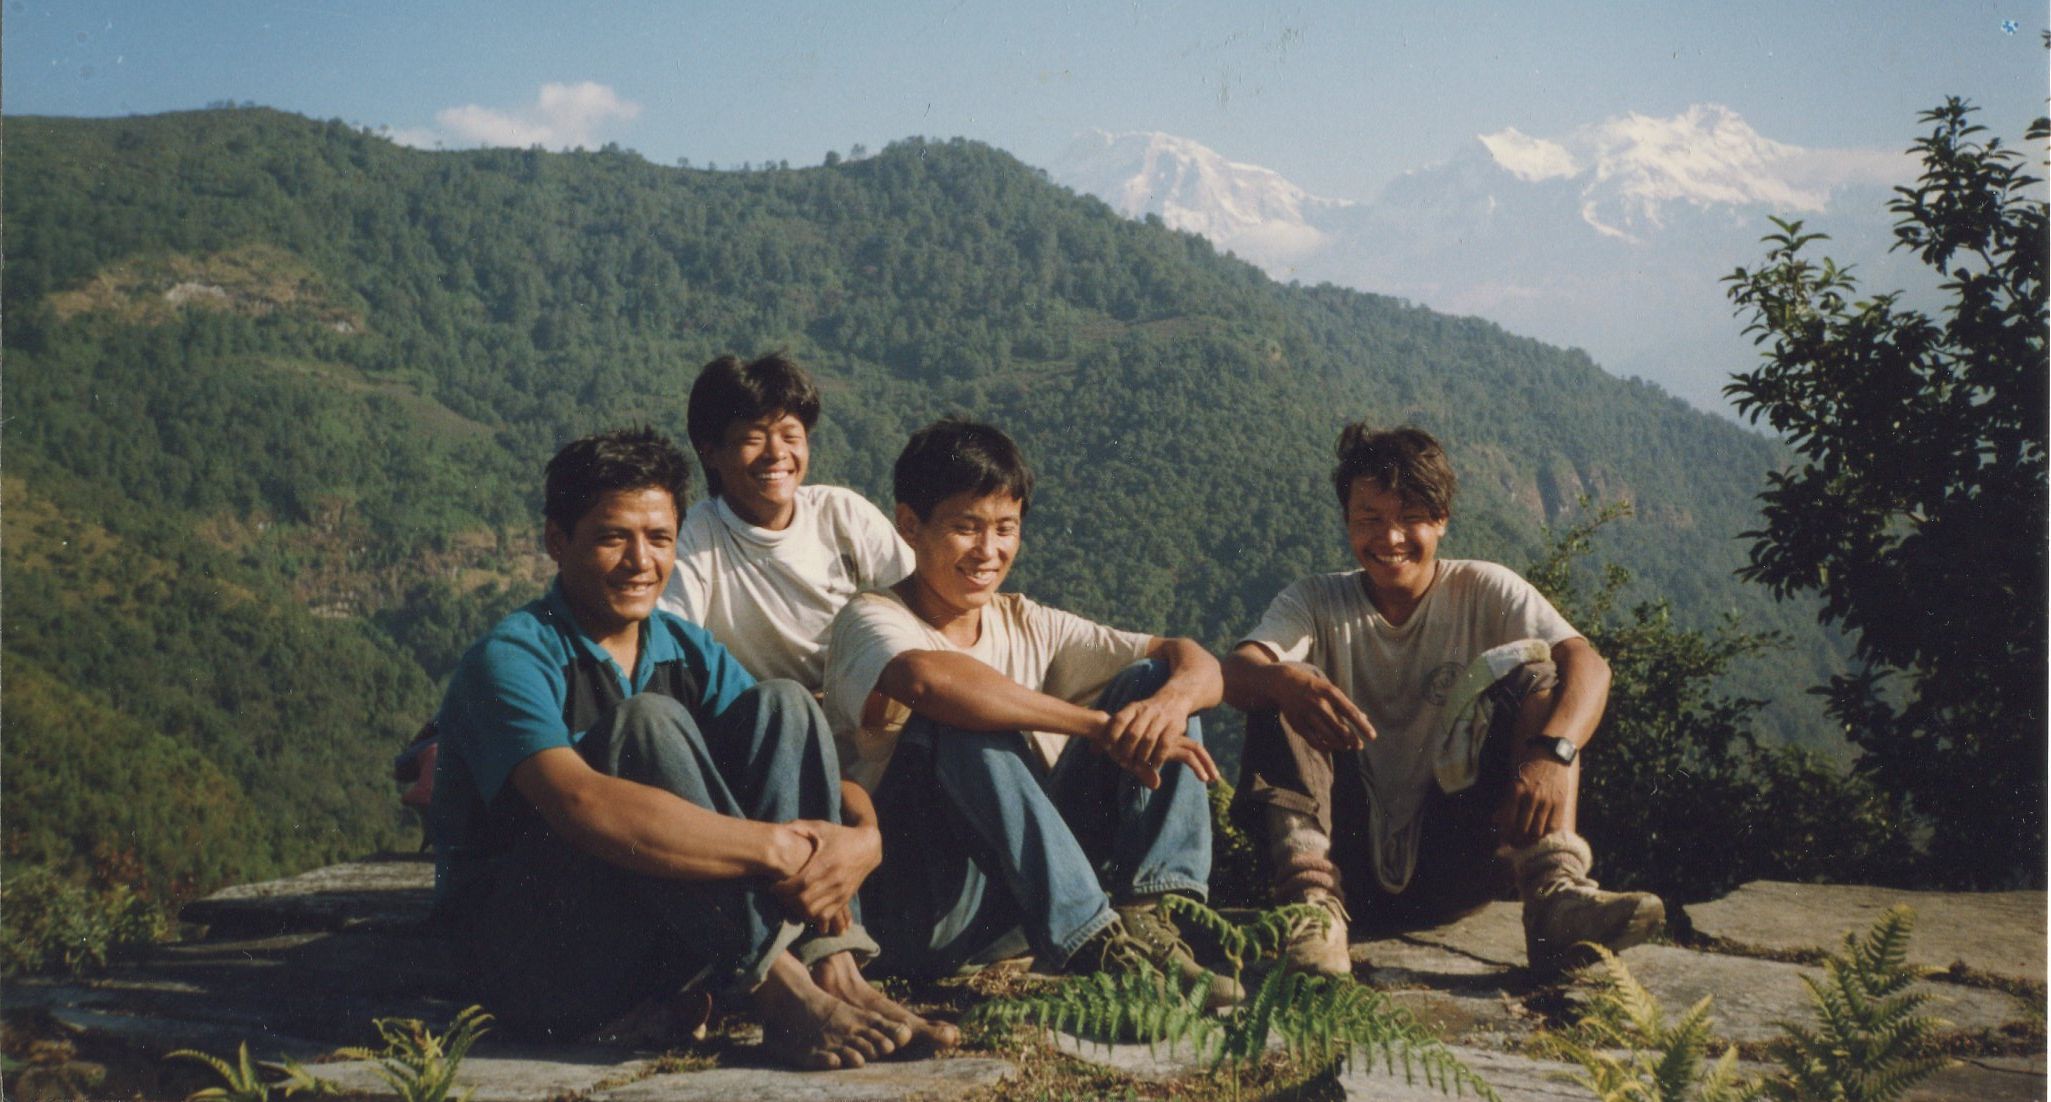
[
  {"left": 604, "top": 693, "right": 699, "bottom": 755},
  {"left": 1102, "top": 658, "right": 1172, "bottom": 705},
  {"left": 616, "top": 692, "right": 693, "bottom": 727},
  {"left": 742, "top": 677, "right": 817, "bottom": 715},
  {"left": 929, "top": 726, "right": 1034, "bottom": 796}
]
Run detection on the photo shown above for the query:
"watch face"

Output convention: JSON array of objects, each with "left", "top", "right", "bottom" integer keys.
[{"left": 1534, "top": 736, "right": 1577, "bottom": 765}]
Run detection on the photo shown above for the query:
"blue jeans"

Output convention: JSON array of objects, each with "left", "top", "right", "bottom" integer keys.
[
  {"left": 459, "top": 681, "right": 877, "bottom": 1040},
  {"left": 862, "top": 660, "right": 1213, "bottom": 979}
]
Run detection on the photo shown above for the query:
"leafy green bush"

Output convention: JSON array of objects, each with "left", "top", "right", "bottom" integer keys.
[
  {"left": 1724, "top": 100, "right": 2048, "bottom": 886},
  {"left": 0, "top": 865, "right": 168, "bottom": 977},
  {"left": 1528, "top": 505, "right": 1914, "bottom": 901}
]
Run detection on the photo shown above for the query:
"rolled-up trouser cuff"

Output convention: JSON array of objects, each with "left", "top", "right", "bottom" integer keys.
[
  {"left": 792, "top": 925, "right": 883, "bottom": 969},
  {"left": 1122, "top": 876, "right": 1209, "bottom": 903},
  {"left": 729, "top": 918, "right": 807, "bottom": 996},
  {"left": 1051, "top": 905, "right": 1121, "bottom": 968}
]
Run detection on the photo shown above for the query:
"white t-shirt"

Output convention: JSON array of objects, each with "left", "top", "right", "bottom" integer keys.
[
  {"left": 657, "top": 484, "right": 914, "bottom": 688},
  {"left": 824, "top": 589, "right": 1154, "bottom": 791},
  {"left": 1239, "top": 559, "right": 1579, "bottom": 889}
]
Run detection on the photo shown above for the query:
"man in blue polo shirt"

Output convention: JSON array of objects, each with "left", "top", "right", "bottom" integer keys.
[{"left": 430, "top": 427, "right": 952, "bottom": 1066}]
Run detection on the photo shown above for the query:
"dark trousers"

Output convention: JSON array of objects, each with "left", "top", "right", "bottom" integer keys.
[
  {"left": 1232, "top": 663, "right": 1553, "bottom": 931},
  {"left": 861, "top": 660, "right": 1214, "bottom": 978},
  {"left": 458, "top": 682, "right": 870, "bottom": 1040}
]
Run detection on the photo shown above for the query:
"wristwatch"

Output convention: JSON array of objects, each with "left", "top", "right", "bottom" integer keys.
[{"left": 1527, "top": 735, "right": 1578, "bottom": 766}]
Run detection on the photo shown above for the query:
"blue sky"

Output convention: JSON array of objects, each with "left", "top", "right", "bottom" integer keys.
[{"left": 7, "top": 1, "right": 2044, "bottom": 200}]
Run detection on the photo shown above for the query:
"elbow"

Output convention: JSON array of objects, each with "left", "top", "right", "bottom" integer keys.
[{"left": 881, "top": 652, "right": 945, "bottom": 711}]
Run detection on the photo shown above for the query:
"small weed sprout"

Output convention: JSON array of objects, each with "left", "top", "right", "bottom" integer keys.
[
  {"left": 168, "top": 1043, "right": 329, "bottom": 1102},
  {"left": 336, "top": 1005, "right": 493, "bottom": 1102}
]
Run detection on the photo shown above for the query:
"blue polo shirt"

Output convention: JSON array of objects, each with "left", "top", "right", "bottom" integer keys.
[{"left": 429, "top": 580, "right": 756, "bottom": 904}]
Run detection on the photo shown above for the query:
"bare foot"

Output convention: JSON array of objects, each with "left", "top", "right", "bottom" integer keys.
[
  {"left": 749, "top": 952, "right": 904, "bottom": 1070},
  {"left": 812, "top": 951, "right": 959, "bottom": 1053}
]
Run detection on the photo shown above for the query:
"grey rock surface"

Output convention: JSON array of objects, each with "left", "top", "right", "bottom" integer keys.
[
  {"left": 1392, "top": 902, "right": 1530, "bottom": 968},
  {"left": 182, "top": 855, "right": 437, "bottom": 935},
  {"left": 1686, "top": 881, "right": 2047, "bottom": 983},
  {"left": 596, "top": 1057, "right": 1016, "bottom": 1101},
  {"left": 312, "top": 1051, "right": 656, "bottom": 1102},
  {"left": 8, "top": 858, "right": 2043, "bottom": 1101},
  {"left": 1600, "top": 944, "right": 2029, "bottom": 1044},
  {"left": 1338, "top": 1044, "right": 1585, "bottom": 1101}
]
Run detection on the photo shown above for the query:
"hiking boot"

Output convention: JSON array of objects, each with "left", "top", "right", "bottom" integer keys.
[
  {"left": 1093, "top": 902, "right": 1244, "bottom": 1010},
  {"left": 1281, "top": 889, "right": 1354, "bottom": 976},
  {"left": 1513, "top": 832, "right": 1665, "bottom": 974}
]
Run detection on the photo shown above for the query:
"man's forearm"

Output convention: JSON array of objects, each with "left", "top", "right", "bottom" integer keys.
[
  {"left": 515, "top": 749, "right": 814, "bottom": 882},
  {"left": 1149, "top": 636, "right": 1223, "bottom": 713},
  {"left": 878, "top": 650, "right": 1104, "bottom": 737},
  {"left": 1541, "top": 637, "right": 1611, "bottom": 749},
  {"left": 1221, "top": 645, "right": 1289, "bottom": 711}
]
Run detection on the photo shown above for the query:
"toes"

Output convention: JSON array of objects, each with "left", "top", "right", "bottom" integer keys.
[{"left": 860, "top": 1023, "right": 901, "bottom": 1057}]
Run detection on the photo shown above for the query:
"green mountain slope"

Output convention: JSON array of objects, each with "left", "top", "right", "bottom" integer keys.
[{"left": 3, "top": 107, "right": 1842, "bottom": 893}]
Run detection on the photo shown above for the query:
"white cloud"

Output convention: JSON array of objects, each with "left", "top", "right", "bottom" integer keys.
[
  {"left": 392, "top": 81, "right": 642, "bottom": 151},
  {"left": 379, "top": 126, "right": 443, "bottom": 150}
]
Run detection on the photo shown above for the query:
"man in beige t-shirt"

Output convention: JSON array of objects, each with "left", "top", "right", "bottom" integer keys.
[
  {"left": 1226, "top": 424, "right": 1663, "bottom": 976},
  {"left": 823, "top": 419, "right": 1239, "bottom": 1008}
]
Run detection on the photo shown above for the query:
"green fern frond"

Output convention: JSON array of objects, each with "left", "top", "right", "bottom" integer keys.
[
  {"left": 1762, "top": 906, "right": 1951, "bottom": 1102},
  {"left": 1549, "top": 944, "right": 1760, "bottom": 1102},
  {"left": 964, "top": 967, "right": 1223, "bottom": 1058},
  {"left": 968, "top": 903, "right": 1499, "bottom": 1098},
  {"left": 1157, "top": 894, "right": 1328, "bottom": 975}
]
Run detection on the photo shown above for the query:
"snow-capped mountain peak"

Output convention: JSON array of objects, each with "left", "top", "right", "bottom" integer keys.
[
  {"left": 1055, "top": 130, "right": 1351, "bottom": 264},
  {"left": 1478, "top": 104, "right": 1892, "bottom": 240}
]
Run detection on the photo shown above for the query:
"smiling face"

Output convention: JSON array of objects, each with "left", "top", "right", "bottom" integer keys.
[
  {"left": 1345, "top": 477, "right": 1447, "bottom": 603},
  {"left": 704, "top": 412, "right": 809, "bottom": 530},
  {"left": 894, "top": 490, "right": 1023, "bottom": 639},
  {"left": 545, "top": 486, "right": 679, "bottom": 651}
]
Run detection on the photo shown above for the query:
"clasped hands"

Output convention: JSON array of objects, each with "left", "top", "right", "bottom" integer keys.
[{"left": 768, "top": 819, "right": 880, "bottom": 935}]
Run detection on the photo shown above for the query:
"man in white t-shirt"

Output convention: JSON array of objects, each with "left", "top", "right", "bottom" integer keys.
[
  {"left": 1224, "top": 424, "right": 1663, "bottom": 976},
  {"left": 822, "top": 419, "right": 1240, "bottom": 1008},
  {"left": 658, "top": 354, "right": 914, "bottom": 688}
]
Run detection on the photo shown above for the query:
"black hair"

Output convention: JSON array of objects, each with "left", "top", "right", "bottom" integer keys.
[
  {"left": 543, "top": 426, "right": 694, "bottom": 534},
  {"left": 893, "top": 417, "right": 1035, "bottom": 521},
  {"left": 686, "top": 353, "right": 822, "bottom": 496},
  {"left": 1330, "top": 423, "right": 1456, "bottom": 518}
]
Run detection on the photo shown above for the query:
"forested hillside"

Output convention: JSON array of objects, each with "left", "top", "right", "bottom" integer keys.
[{"left": 3, "top": 107, "right": 1841, "bottom": 897}]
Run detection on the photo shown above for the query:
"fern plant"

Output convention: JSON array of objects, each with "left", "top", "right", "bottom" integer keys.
[
  {"left": 335, "top": 1005, "right": 493, "bottom": 1102},
  {"left": 965, "top": 898, "right": 1498, "bottom": 1099},
  {"left": 1541, "top": 945, "right": 1760, "bottom": 1102},
  {"left": 168, "top": 1043, "right": 328, "bottom": 1102},
  {"left": 1762, "top": 906, "right": 1950, "bottom": 1102}
]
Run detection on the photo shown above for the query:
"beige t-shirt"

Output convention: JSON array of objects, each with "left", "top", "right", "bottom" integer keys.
[
  {"left": 1239, "top": 559, "right": 1578, "bottom": 889},
  {"left": 657, "top": 484, "right": 914, "bottom": 689},
  {"left": 824, "top": 589, "right": 1153, "bottom": 791}
]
